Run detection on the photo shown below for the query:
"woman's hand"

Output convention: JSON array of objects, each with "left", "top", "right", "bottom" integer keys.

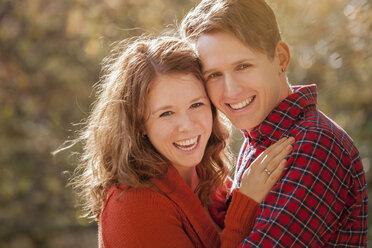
[{"left": 239, "top": 137, "right": 295, "bottom": 203}]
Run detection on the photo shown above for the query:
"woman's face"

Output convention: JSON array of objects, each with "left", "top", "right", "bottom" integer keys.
[{"left": 144, "top": 72, "right": 213, "bottom": 175}]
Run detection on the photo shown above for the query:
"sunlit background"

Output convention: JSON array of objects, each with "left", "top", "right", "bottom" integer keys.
[{"left": 0, "top": 0, "right": 371, "bottom": 247}]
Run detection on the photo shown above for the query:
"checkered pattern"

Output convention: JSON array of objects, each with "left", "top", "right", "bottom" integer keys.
[{"left": 231, "top": 85, "right": 368, "bottom": 247}]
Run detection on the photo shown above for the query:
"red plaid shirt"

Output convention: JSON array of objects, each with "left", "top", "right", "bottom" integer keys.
[{"left": 231, "top": 84, "right": 368, "bottom": 247}]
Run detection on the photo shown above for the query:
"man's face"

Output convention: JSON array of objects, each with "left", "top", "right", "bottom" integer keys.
[{"left": 197, "top": 30, "right": 289, "bottom": 131}]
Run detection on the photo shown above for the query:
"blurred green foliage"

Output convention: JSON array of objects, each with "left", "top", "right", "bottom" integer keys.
[{"left": 0, "top": 0, "right": 370, "bottom": 247}]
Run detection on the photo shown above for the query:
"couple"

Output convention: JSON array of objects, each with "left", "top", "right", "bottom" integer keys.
[{"left": 72, "top": 0, "right": 367, "bottom": 247}]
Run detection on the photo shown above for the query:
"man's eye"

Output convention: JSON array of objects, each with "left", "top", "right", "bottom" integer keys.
[
  {"left": 237, "top": 64, "right": 251, "bottom": 70},
  {"left": 159, "top": 111, "right": 173, "bottom": 118},
  {"left": 190, "top": 102, "right": 204, "bottom": 109},
  {"left": 207, "top": 72, "right": 222, "bottom": 80}
]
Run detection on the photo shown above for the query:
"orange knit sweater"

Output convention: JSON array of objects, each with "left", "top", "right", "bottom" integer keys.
[{"left": 99, "top": 166, "right": 258, "bottom": 248}]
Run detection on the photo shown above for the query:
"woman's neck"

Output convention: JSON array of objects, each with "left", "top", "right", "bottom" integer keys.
[{"left": 175, "top": 165, "right": 199, "bottom": 191}]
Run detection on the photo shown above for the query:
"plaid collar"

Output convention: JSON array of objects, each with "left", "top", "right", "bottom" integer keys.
[{"left": 242, "top": 84, "right": 318, "bottom": 143}]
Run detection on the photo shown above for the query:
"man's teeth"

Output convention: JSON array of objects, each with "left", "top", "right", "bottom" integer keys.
[
  {"left": 174, "top": 136, "right": 198, "bottom": 151},
  {"left": 229, "top": 96, "right": 254, "bottom": 110}
]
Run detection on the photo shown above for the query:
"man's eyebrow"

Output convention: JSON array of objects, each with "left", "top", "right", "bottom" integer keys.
[
  {"left": 231, "top": 58, "right": 255, "bottom": 66},
  {"left": 203, "top": 68, "right": 215, "bottom": 76},
  {"left": 202, "top": 57, "right": 256, "bottom": 75}
]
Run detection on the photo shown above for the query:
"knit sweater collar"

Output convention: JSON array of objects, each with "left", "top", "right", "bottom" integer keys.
[{"left": 151, "top": 165, "right": 220, "bottom": 247}]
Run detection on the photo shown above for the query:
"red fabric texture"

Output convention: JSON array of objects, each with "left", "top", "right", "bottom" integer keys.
[
  {"left": 233, "top": 85, "right": 367, "bottom": 247},
  {"left": 99, "top": 165, "right": 258, "bottom": 248}
]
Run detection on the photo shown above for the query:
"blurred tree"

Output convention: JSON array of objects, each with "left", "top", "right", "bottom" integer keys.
[{"left": 0, "top": 0, "right": 370, "bottom": 247}]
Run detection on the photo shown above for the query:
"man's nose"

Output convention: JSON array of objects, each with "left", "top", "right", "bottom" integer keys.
[{"left": 223, "top": 73, "right": 243, "bottom": 98}]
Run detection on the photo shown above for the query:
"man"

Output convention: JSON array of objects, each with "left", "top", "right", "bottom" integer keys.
[{"left": 180, "top": 0, "right": 368, "bottom": 246}]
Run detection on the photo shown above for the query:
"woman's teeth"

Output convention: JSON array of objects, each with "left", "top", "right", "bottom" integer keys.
[
  {"left": 174, "top": 136, "right": 199, "bottom": 151},
  {"left": 229, "top": 96, "right": 255, "bottom": 110}
]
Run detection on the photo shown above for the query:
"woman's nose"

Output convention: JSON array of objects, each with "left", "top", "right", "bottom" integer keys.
[{"left": 176, "top": 112, "right": 194, "bottom": 132}]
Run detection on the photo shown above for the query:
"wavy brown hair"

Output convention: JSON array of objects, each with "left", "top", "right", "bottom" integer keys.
[{"left": 67, "top": 35, "right": 230, "bottom": 220}]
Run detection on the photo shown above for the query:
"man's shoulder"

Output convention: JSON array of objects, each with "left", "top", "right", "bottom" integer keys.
[{"left": 292, "top": 109, "right": 356, "bottom": 152}]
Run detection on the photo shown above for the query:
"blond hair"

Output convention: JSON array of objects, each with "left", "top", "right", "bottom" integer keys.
[
  {"left": 180, "top": 0, "right": 281, "bottom": 58},
  {"left": 68, "top": 35, "right": 230, "bottom": 219}
]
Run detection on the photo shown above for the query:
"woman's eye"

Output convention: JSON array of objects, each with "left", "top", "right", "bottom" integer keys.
[
  {"left": 190, "top": 102, "right": 204, "bottom": 109},
  {"left": 159, "top": 111, "right": 173, "bottom": 118}
]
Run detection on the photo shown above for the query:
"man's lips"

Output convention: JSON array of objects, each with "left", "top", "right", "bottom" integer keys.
[{"left": 227, "top": 96, "right": 255, "bottom": 110}]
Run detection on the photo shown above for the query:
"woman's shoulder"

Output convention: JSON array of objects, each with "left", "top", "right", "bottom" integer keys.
[
  {"left": 102, "top": 183, "right": 176, "bottom": 214},
  {"left": 100, "top": 183, "right": 186, "bottom": 244},
  {"left": 100, "top": 183, "right": 196, "bottom": 248}
]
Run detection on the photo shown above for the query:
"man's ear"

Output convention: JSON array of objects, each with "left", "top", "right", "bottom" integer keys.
[{"left": 275, "top": 41, "right": 290, "bottom": 73}]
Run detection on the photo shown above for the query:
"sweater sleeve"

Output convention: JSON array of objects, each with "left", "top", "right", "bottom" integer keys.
[
  {"left": 208, "top": 177, "right": 233, "bottom": 228},
  {"left": 220, "top": 189, "right": 259, "bottom": 248},
  {"left": 99, "top": 187, "right": 195, "bottom": 248}
]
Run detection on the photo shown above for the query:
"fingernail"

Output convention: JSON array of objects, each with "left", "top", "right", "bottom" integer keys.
[
  {"left": 286, "top": 144, "right": 292, "bottom": 150},
  {"left": 287, "top": 137, "right": 295, "bottom": 143}
]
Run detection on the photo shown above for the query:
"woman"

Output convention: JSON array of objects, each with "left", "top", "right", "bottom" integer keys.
[{"left": 70, "top": 35, "right": 294, "bottom": 247}]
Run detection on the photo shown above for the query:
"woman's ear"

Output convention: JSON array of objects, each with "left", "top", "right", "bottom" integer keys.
[{"left": 275, "top": 41, "right": 290, "bottom": 73}]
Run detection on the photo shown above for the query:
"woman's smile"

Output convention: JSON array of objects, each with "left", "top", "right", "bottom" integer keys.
[{"left": 174, "top": 135, "right": 200, "bottom": 151}]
